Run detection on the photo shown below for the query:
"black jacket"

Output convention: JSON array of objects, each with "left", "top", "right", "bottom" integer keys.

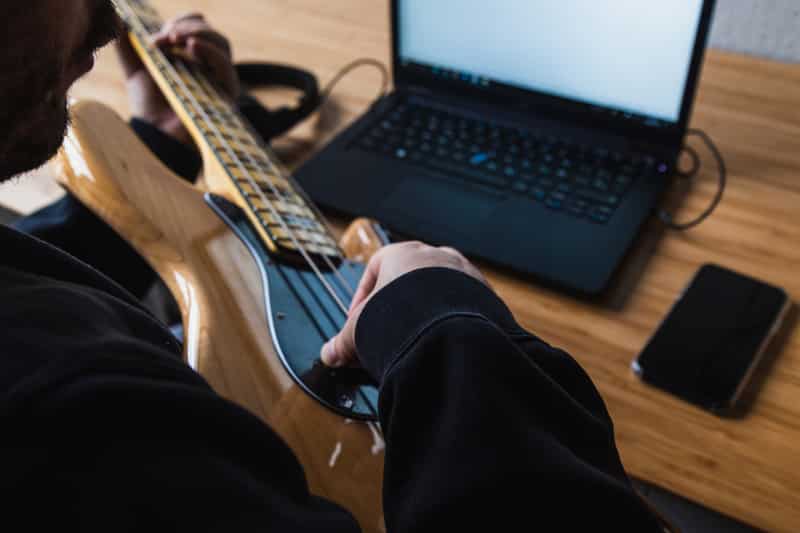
[{"left": 1, "top": 121, "right": 661, "bottom": 531}]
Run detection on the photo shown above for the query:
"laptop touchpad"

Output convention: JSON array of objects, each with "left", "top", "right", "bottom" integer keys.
[{"left": 378, "top": 177, "right": 499, "bottom": 242}]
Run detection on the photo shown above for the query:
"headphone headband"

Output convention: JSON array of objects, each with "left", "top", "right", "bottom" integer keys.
[{"left": 235, "top": 62, "right": 321, "bottom": 141}]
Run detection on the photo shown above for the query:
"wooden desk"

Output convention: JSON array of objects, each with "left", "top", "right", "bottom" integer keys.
[{"left": 52, "top": 1, "right": 800, "bottom": 531}]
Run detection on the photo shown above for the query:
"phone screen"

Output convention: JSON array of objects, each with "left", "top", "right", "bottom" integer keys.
[{"left": 634, "top": 264, "right": 788, "bottom": 411}]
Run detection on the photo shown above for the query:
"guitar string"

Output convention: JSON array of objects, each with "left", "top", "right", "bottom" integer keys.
[
  {"left": 183, "top": 64, "right": 357, "bottom": 300},
  {"left": 183, "top": 63, "right": 385, "bottom": 428},
  {"left": 122, "top": 2, "right": 383, "bottom": 429},
  {"left": 126, "top": 0, "right": 358, "bottom": 295},
  {"left": 173, "top": 61, "right": 358, "bottom": 312},
  {"left": 123, "top": 2, "right": 355, "bottom": 305},
  {"left": 122, "top": 9, "right": 350, "bottom": 317},
  {"left": 164, "top": 32, "right": 382, "bottom": 432}
]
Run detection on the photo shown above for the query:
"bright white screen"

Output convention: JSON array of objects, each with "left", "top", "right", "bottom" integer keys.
[{"left": 399, "top": 0, "right": 704, "bottom": 122}]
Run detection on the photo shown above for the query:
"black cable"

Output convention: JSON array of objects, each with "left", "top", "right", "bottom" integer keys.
[
  {"left": 659, "top": 128, "right": 726, "bottom": 231},
  {"left": 675, "top": 145, "right": 700, "bottom": 179},
  {"left": 319, "top": 58, "right": 390, "bottom": 108}
]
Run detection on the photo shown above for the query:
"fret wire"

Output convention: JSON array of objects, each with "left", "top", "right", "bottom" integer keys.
[
  {"left": 180, "top": 65, "right": 355, "bottom": 304},
  {"left": 117, "top": 1, "right": 351, "bottom": 315},
  {"left": 182, "top": 62, "right": 356, "bottom": 301},
  {"left": 175, "top": 59, "right": 350, "bottom": 311},
  {"left": 228, "top": 103, "right": 362, "bottom": 283},
  {"left": 170, "top": 53, "right": 348, "bottom": 266},
  {"left": 190, "top": 68, "right": 356, "bottom": 298}
]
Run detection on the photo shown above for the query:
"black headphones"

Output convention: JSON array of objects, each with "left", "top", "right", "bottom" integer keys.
[{"left": 234, "top": 62, "right": 321, "bottom": 142}]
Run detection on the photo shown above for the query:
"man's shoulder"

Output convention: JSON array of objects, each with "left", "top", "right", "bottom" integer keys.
[
  {"left": 0, "top": 224, "right": 183, "bottom": 373},
  {"left": 0, "top": 223, "right": 141, "bottom": 305}
]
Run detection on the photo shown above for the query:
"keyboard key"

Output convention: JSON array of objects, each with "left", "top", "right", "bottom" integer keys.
[
  {"left": 530, "top": 187, "right": 547, "bottom": 201},
  {"left": 576, "top": 189, "right": 620, "bottom": 206},
  {"left": 615, "top": 174, "right": 633, "bottom": 185},
  {"left": 512, "top": 181, "right": 528, "bottom": 194},
  {"left": 470, "top": 152, "right": 490, "bottom": 166},
  {"left": 545, "top": 196, "right": 564, "bottom": 210},
  {"left": 566, "top": 200, "right": 587, "bottom": 217},
  {"left": 588, "top": 206, "right": 613, "bottom": 224}
]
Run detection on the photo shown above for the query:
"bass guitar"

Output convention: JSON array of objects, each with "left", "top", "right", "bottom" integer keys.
[{"left": 56, "top": 0, "right": 387, "bottom": 530}]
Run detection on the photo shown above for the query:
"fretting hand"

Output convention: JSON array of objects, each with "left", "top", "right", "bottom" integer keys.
[{"left": 116, "top": 13, "right": 240, "bottom": 146}]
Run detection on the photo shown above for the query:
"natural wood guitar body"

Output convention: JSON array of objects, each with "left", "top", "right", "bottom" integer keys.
[{"left": 56, "top": 101, "right": 386, "bottom": 532}]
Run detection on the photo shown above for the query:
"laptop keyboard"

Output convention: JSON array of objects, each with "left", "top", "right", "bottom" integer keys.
[{"left": 352, "top": 101, "right": 667, "bottom": 224}]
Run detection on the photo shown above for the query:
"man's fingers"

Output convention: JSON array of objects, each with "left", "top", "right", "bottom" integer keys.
[
  {"left": 323, "top": 241, "right": 488, "bottom": 369},
  {"left": 348, "top": 250, "right": 384, "bottom": 314},
  {"left": 157, "top": 12, "right": 206, "bottom": 39},
  {"left": 186, "top": 37, "right": 239, "bottom": 98},
  {"left": 321, "top": 310, "right": 359, "bottom": 368},
  {"left": 148, "top": 19, "right": 238, "bottom": 99},
  {"left": 323, "top": 248, "right": 392, "bottom": 366},
  {"left": 173, "top": 12, "right": 205, "bottom": 24},
  {"left": 152, "top": 20, "right": 231, "bottom": 56}
]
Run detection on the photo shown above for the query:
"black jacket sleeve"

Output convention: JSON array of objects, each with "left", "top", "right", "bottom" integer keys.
[{"left": 356, "top": 267, "right": 662, "bottom": 531}]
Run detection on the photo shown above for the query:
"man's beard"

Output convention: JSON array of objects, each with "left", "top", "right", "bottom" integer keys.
[
  {"left": 0, "top": 72, "right": 71, "bottom": 181},
  {"left": 0, "top": 95, "right": 69, "bottom": 182},
  {"left": 0, "top": 0, "right": 120, "bottom": 181}
]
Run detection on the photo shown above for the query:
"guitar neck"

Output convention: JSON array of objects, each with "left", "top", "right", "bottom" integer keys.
[{"left": 112, "top": 0, "right": 340, "bottom": 261}]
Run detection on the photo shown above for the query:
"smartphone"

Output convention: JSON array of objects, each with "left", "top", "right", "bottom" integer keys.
[{"left": 632, "top": 264, "right": 791, "bottom": 413}]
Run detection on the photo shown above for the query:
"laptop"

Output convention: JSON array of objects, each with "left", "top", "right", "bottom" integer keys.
[{"left": 295, "top": 0, "right": 717, "bottom": 295}]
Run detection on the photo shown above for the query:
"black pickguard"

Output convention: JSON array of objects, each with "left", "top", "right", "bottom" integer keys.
[{"left": 206, "top": 193, "right": 379, "bottom": 420}]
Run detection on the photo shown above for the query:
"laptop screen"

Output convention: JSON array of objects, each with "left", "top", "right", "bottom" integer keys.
[{"left": 397, "top": 0, "right": 705, "bottom": 125}]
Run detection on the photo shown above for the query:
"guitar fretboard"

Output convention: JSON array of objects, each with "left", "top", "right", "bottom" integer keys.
[{"left": 113, "top": 0, "right": 340, "bottom": 260}]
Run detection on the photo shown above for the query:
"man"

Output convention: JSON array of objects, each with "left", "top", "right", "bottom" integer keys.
[{"left": 1, "top": 1, "right": 663, "bottom": 531}]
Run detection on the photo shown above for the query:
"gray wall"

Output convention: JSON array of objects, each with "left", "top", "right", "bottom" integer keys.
[{"left": 709, "top": 0, "right": 800, "bottom": 62}]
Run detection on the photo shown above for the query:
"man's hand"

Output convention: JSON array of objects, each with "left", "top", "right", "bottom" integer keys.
[
  {"left": 117, "top": 13, "right": 240, "bottom": 146},
  {"left": 321, "top": 242, "right": 488, "bottom": 368}
]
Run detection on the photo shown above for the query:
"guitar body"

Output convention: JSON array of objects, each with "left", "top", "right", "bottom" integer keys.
[{"left": 57, "top": 101, "right": 385, "bottom": 532}]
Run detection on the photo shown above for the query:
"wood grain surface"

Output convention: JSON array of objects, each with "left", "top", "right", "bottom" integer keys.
[{"left": 33, "top": 1, "right": 800, "bottom": 530}]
